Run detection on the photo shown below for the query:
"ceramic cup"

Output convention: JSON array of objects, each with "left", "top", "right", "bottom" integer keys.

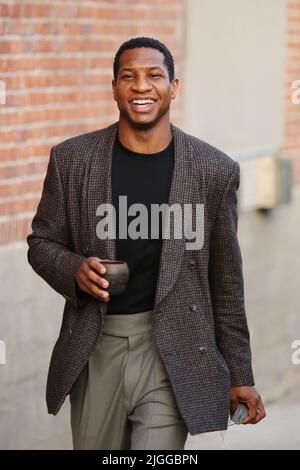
[{"left": 100, "top": 260, "right": 129, "bottom": 295}]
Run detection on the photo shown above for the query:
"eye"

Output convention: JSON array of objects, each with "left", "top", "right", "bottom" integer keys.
[
  {"left": 149, "top": 74, "right": 161, "bottom": 78},
  {"left": 121, "top": 75, "right": 134, "bottom": 80}
]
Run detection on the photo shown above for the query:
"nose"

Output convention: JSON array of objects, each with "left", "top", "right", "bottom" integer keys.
[{"left": 131, "top": 75, "right": 152, "bottom": 93}]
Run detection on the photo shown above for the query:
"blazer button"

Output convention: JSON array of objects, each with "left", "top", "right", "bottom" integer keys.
[
  {"left": 83, "top": 245, "right": 90, "bottom": 256},
  {"left": 189, "top": 304, "right": 197, "bottom": 312},
  {"left": 199, "top": 346, "right": 207, "bottom": 353},
  {"left": 189, "top": 259, "right": 196, "bottom": 268}
]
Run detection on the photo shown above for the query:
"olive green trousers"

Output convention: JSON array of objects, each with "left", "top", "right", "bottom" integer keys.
[{"left": 70, "top": 309, "right": 188, "bottom": 450}]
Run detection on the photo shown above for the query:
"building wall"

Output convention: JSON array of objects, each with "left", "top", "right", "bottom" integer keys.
[
  {"left": 182, "top": 0, "right": 300, "bottom": 404},
  {"left": 183, "top": 0, "right": 300, "bottom": 183},
  {"left": 0, "top": 0, "right": 185, "bottom": 245},
  {"left": 183, "top": 0, "right": 286, "bottom": 159},
  {"left": 282, "top": 0, "right": 300, "bottom": 183},
  {"left": 0, "top": 0, "right": 186, "bottom": 450},
  {"left": 1, "top": 0, "right": 300, "bottom": 450},
  {"left": 239, "top": 185, "right": 300, "bottom": 403},
  {"left": 0, "top": 243, "right": 72, "bottom": 449},
  {"left": 1, "top": 185, "right": 300, "bottom": 449}
]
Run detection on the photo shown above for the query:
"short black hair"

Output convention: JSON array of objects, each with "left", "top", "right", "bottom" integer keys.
[{"left": 113, "top": 36, "right": 175, "bottom": 82}]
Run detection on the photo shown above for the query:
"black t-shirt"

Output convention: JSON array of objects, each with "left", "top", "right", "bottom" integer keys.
[{"left": 107, "top": 136, "right": 174, "bottom": 314}]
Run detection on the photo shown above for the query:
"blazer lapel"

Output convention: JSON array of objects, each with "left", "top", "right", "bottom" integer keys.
[
  {"left": 154, "top": 124, "right": 193, "bottom": 309},
  {"left": 87, "top": 121, "right": 193, "bottom": 309},
  {"left": 87, "top": 122, "right": 118, "bottom": 262}
]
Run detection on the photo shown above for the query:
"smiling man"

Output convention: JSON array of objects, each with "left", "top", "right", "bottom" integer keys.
[{"left": 27, "top": 37, "right": 266, "bottom": 450}]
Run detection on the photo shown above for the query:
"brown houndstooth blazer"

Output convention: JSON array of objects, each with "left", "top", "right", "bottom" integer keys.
[{"left": 27, "top": 121, "right": 255, "bottom": 435}]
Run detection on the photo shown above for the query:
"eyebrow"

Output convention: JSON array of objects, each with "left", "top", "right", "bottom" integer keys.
[{"left": 119, "top": 66, "right": 165, "bottom": 73}]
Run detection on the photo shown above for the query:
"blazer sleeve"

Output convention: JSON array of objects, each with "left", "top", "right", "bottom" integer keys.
[
  {"left": 209, "top": 161, "right": 255, "bottom": 387},
  {"left": 26, "top": 146, "right": 88, "bottom": 310}
]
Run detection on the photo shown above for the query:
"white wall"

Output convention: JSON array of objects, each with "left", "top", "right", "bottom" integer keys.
[{"left": 182, "top": 0, "right": 286, "bottom": 157}]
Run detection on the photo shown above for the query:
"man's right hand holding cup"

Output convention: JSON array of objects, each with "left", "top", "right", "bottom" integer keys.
[{"left": 75, "top": 257, "right": 110, "bottom": 302}]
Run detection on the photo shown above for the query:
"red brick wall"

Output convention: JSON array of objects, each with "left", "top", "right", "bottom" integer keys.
[
  {"left": 0, "top": 0, "right": 185, "bottom": 245},
  {"left": 282, "top": 0, "right": 300, "bottom": 183}
]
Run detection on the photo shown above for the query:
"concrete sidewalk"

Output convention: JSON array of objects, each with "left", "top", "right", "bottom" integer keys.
[{"left": 185, "top": 389, "right": 300, "bottom": 450}]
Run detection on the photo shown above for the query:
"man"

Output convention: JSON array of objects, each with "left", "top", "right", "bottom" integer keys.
[{"left": 27, "top": 37, "right": 266, "bottom": 450}]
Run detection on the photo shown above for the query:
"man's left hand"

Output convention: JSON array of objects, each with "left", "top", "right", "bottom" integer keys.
[{"left": 230, "top": 386, "right": 266, "bottom": 424}]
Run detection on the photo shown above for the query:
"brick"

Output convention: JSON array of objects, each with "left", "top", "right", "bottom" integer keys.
[
  {"left": 0, "top": 0, "right": 185, "bottom": 244},
  {"left": 6, "top": 89, "right": 110, "bottom": 107},
  {"left": 0, "top": 217, "right": 33, "bottom": 245},
  {"left": 0, "top": 144, "right": 51, "bottom": 162},
  {"left": 0, "top": 121, "right": 104, "bottom": 144},
  {"left": 0, "top": 104, "right": 109, "bottom": 127},
  {"left": 9, "top": 3, "right": 57, "bottom": 18},
  {"left": 6, "top": 20, "right": 30, "bottom": 35},
  {"left": 0, "top": 178, "right": 44, "bottom": 198},
  {"left": 0, "top": 3, "right": 9, "bottom": 17},
  {"left": 0, "top": 197, "right": 40, "bottom": 216},
  {"left": 0, "top": 56, "right": 113, "bottom": 72},
  {"left": 282, "top": 1, "right": 300, "bottom": 186},
  {"left": 0, "top": 160, "right": 48, "bottom": 179},
  {"left": 78, "top": 6, "right": 179, "bottom": 21},
  {"left": 0, "top": 39, "right": 117, "bottom": 54},
  {"left": 4, "top": 73, "right": 112, "bottom": 89}
]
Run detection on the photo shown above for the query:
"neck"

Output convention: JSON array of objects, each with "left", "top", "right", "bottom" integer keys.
[{"left": 117, "top": 115, "right": 172, "bottom": 154}]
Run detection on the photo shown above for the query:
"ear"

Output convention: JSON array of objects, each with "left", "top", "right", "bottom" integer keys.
[
  {"left": 170, "top": 78, "right": 179, "bottom": 100},
  {"left": 112, "top": 79, "right": 117, "bottom": 101}
]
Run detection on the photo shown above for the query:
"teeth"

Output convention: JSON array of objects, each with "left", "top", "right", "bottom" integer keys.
[{"left": 132, "top": 99, "right": 155, "bottom": 104}]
